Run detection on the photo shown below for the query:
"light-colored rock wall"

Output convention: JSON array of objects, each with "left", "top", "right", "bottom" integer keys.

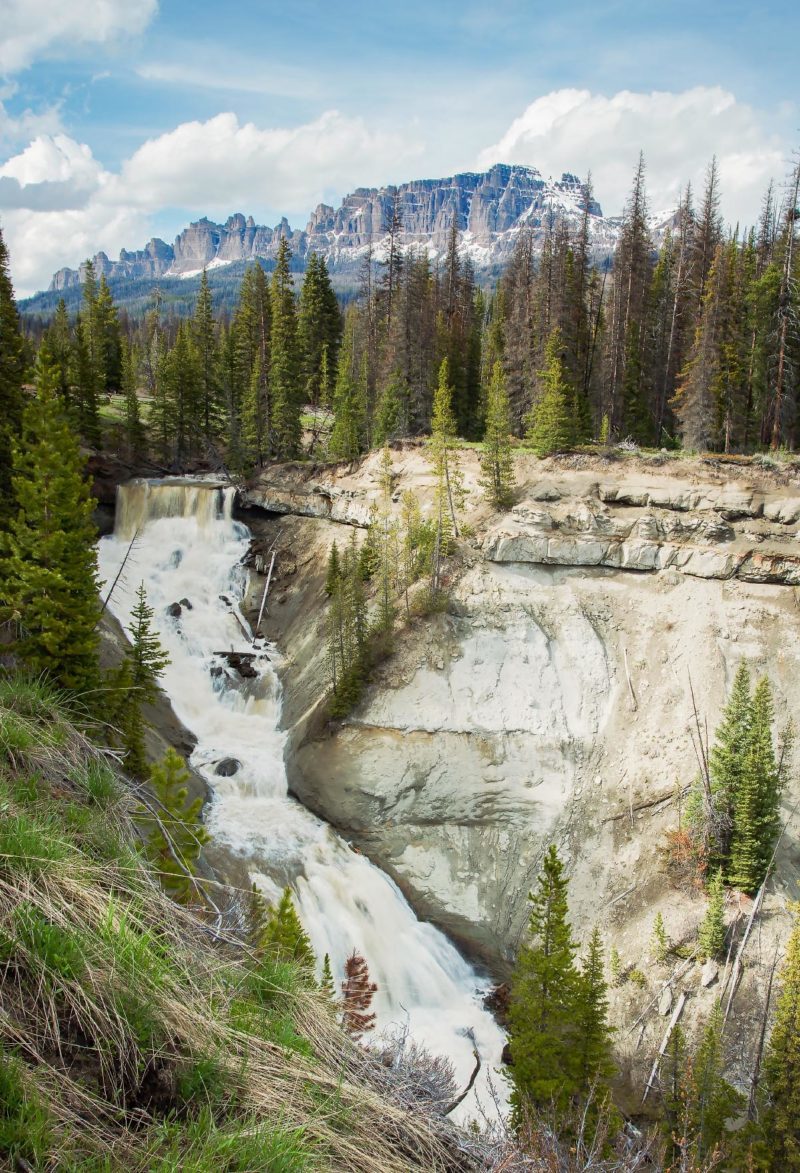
[{"left": 242, "top": 449, "right": 800, "bottom": 1029}]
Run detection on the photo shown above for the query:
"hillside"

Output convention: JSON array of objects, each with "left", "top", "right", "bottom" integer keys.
[{"left": 0, "top": 675, "right": 501, "bottom": 1170}]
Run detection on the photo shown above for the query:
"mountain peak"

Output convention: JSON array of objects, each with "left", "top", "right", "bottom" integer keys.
[{"left": 47, "top": 164, "right": 617, "bottom": 293}]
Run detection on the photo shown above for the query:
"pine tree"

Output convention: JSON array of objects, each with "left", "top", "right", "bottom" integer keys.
[
  {"left": 160, "top": 322, "right": 201, "bottom": 463},
  {"left": 728, "top": 676, "right": 781, "bottom": 894},
  {"left": 298, "top": 251, "right": 341, "bottom": 407},
  {"left": 193, "top": 269, "right": 222, "bottom": 442},
  {"left": 257, "top": 886, "right": 316, "bottom": 976},
  {"left": 141, "top": 748, "right": 209, "bottom": 904},
  {"left": 698, "top": 869, "right": 726, "bottom": 960},
  {"left": 525, "top": 328, "right": 576, "bottom": 457},
  {"left": 428, "top": 358, "right": 464, "bottom": 588},
  {"left": 573, "top": 926, "right": 616, "bottom": 1102},
  {"left": 708, "top": 662, "right": 752, "bottom": 865},
  {"left": 373, "top": 369, "right": 409, "bottom": 445},
  {"left": 3, "top": 356, "right": 100, "bottom": 695},
  {"left": 93, "top": 275, "right": 121, "bottom": 393},
  {"left": 329, "top": 309, "right": 365, "bottom": 461},
  {"left": 325, "top": 541, "right": 341, "bottom": 596},
  {"left": 763, "top": 905, "right": 800, "bottom": 1167},
  {"left": 685, "top": 1002, "right": 744, "bottom": 1159},
  {"left": 320, "top": 953, "right": 336, "bottom": 1001},
  {"left": 269, "top": 239, "right": 301, "bottom": 459},
  {"left": 114, "top": 582, "right": 170, "bottom": 776},
  {"left": 121, "top": 339, "right": 146, "bottom": 460},
  {"left": 609, "top": 946, "right": 622, "bottom": 987},
  {"left": 479, "top": 360, "right": 516, "bottom": 509},
  {"left": 507, "top": 844, "right": 581, "bottom": 1124},
  {"left": 70, "top": 314, "right": 101, "bottom": 447},
  {"left": 0, "top": 226, "right": 26, "bottom": 506},
  {"left": 47, "top": 297, "right": 72, "bottom": 406},
  {"left": 373, "top": 447, "right": 398, "bottom": 634},
  {"left": 651, "top": 911, "right": 669, "bottom": 963},
  {"left": 341, "top": 950, "right": 378, "bottom": 1039}
]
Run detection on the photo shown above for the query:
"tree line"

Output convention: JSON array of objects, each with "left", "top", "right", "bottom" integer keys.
[{"left": 7, "top": 151, "right": 797, "bottom": 475}]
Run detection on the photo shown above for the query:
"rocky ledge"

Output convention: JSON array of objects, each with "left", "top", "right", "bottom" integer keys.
[{"left": 484, "top": 474, "right": 800, "bottom": 584}]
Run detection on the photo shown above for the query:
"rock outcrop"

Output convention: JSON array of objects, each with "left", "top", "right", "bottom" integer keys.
[
  {"left": 239, "top": 450, "right": 800, "bottom": 992},
  {"left": 47, "top": 164, "right": 618, "bottom": 290}
]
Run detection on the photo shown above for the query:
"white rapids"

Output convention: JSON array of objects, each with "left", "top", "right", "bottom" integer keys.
[{"left": 99, "top": 478, "right": 507, "bottom": 1122}]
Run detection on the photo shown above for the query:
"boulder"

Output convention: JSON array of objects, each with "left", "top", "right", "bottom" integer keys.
[{"left": 215, "top": 758, "right": 241, "bottom": 777}]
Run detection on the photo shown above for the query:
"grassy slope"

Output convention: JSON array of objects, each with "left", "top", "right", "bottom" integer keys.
[{"left": 0, "top": 675, "right": 476, "bottom": 1172}]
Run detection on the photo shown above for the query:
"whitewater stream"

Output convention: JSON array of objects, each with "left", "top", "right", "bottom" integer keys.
[{"left": 99, "top": 478, "right": 507, "bottom": 1121}]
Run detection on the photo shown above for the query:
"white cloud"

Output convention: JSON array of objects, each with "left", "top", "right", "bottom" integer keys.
[
  {"left": 0, "top": 110, "right": 421, "bottom": 296},
  {"left": 115, "top": 111, "right": 420, "bottom": 212},
  {"left": 1, "top": 0, "right": 158, "bottom": 75},
  {"left": 479, "top": 87, "right": 788, "bottom": 225}
]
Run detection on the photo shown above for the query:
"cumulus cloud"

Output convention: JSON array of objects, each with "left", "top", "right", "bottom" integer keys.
[
  {"left": 0, "top": 110, "right": 421, "bottom": 296},
  {"left": 115, "top": 111, "right": 420, "bottom": 212},
  {"left": 479, "top": 87, "right": 787, "bottom": 224},
  {"left": 2, "top": 0, "right": 158, "bottom": 74}
]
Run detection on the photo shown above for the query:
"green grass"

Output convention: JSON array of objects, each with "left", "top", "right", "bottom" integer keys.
[{"left": 0, "top": 670, "right": 461, "bottom": 1172}]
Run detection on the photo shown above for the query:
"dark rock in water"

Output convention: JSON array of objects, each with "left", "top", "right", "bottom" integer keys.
[
  {"left": 215, "top": 758, "right": 241, "bottom": 777},
  {"left": 483, "top": 982, "right": 511, "bottom": 1026},
  {"left": 169, "top": 550, "right": 183, "bottom": 568},
  {"left": 219, "top": 595, "right": 231, "bottom": 607},
  {"left": 166, "top": 602, "right": 182, "bottom": 618},
  {"left": 215, "top": 650, "right": 259, "bottom": 679},
  {"left": 179, "top": 598, "right": 193, "bottom": 610}
]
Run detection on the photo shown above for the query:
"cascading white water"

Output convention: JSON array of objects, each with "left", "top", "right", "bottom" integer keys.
[{"left": 99, "top": 478, "right": 507, "bottom": 1121}]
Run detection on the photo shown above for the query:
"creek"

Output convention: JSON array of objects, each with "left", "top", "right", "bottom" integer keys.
[{"left": 98, "top": 477, "right": 507, "bottom": 1121}]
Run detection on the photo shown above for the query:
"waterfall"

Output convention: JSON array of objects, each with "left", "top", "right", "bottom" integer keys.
[{"left": 99, "top": 478, "right": 507, "bottom": 1121}]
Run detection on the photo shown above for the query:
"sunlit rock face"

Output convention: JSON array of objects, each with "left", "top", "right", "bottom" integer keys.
[{"left": 48, "top": 164, "right": 619, "bottom": 289}]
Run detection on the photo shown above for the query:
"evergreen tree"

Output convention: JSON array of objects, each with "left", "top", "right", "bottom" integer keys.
[
  {"left": 269, "top": 239, "right": 302, "bottom": 459},
  {"left": 651, "top": 911, "right": 669, "bottom": 963},
  {"left": 763, "top": 905, "right": 800, "bottom": 1167},
  {"left": 47, "top": 297, "right": 72, "bottom": 406},
  {"left": 141, "top": 748, "right": 209, "bottom": 904},
  {"left": 428, "top": 358, "right": 465, "bottom": 587},
  {"left": 114, "top": 582, "right": 170, "bottom": 776},
  {"left": 507, "top": 844, "right": 581, "bottom": 1124},
  {"left": 728, "top": 676, "right": 782, "bottom": 894},
  {"left": 257, "top": 886, "right": 316, "bottom": 976},
  {"left": 708, "top": 662, "right": 752, "bottom": 866},
  {"left": 69, "top": 314, "right": 101, "bottom": 447},
  {"left": 341, "top": 951, "right": 378, "bottom": 1039},
  {"left": 479, "top": 360, "right": 516, "bottom": 509},
  {"left": 698, "top": 869, "right": 726, "bottom": 960},
  {"left": 160, "top": 322, "right": 201, "bottom": 463},
  {"left": 0, "top": 226, "right": 26, "bottom": 506},
  {"left": 325, "top": 541, "right": 341, "bottom": 596},
  {"left": 298, "top": 251, "right": 341, "bottom": 407},
  {"left": 373, "top": 369, "right": 409, "bottom": 445},
  {"left": 3, "top": 356, "right": 100, "bottom": 695},
  {"left": 374, "top": 446, "right": 398, "bottom": 634},
  {"left": 320, "top": 953, "right": 336, "bottom": 1001},
  {"left": 121, "top": 339, "right": 146, "bottom": 460},
  {"left": 685, "top": 1002, "right": 744, "bottom": 1159},
  {"left": 192, "top": 269, "right": 222, "bottom": 442},
  {"left": 329, "top": 309, "right": 366, "bottom": 460},
  {"left": 525, "top": 328, "right": 576, "bottom": 457},
  {"left": 93, "top": 275, "right": 122, "bottom": 392},
  {"left": 573, "top": 926, "right": 616, "bottom": 1103}
]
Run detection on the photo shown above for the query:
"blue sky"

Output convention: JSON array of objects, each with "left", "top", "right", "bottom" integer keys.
[{"left": 1, "top": 0, "right": 796, "bottom": 294}]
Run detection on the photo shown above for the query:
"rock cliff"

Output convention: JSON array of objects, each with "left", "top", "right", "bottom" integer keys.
[
  {"left": 48, "top": 163, "right": 617, "bottom": 290},
  {"left": 238, "top": 449, "right": 800, "bottom": 1095}
]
